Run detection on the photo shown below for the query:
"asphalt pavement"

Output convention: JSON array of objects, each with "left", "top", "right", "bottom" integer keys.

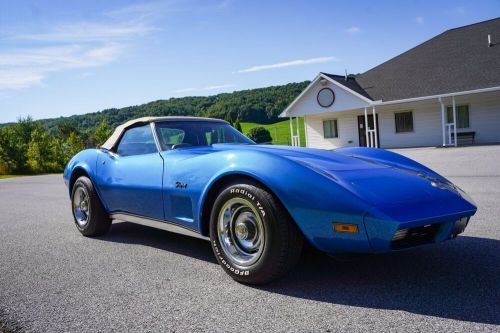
[{"left": 0, "top": 145, "right": 499, "bottom": 332}]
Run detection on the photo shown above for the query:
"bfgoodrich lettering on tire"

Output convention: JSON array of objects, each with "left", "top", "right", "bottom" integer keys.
[{"left": 209, "top": 181, "right": 303, "bottom": 284}]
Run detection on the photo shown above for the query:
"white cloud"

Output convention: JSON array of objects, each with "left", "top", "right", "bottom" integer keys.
[
  {"left": 236, "top": 56, "right": 337, "bottom": 73},
  {"left": 0, "top": 44, "right": 123, "bottom": 90},
  {"left": 12, "top": 23, "right": 156, "bottom": 43},
  {"left": 174, "top": 84, "right": 235, "bottom": 93},
  {"left": 415, "top": 16, "right": 424, "bottom": 24},
  {"left": 346, "top": 26, "right": 361, "bottom": 34},
  {"left": 0, "top": 44, "right": 122, "bottom": 69},
  {"left": 0, "top": 3, "right": 161, "bottom": 90},
  {"left": 0, "top": 70, "right": 44, "bottom": 90}
]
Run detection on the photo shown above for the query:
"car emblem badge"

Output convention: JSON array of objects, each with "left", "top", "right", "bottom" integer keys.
[{"left": 175, "top": 181, "right": 188, "bottom": 189}]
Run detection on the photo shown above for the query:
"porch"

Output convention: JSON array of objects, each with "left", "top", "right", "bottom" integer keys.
[{"left": 288, "top": 89, "right": 500, "bottom": 149}]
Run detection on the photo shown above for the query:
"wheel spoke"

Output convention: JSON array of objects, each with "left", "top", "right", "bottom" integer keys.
[
  {"left": 72, "top": 186, "right": 90, "bottom": 227},
  {"left": 217, "top": 198, "right": 264, "bottom": 266}
]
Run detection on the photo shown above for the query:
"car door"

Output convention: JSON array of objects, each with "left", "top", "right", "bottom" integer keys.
[{"left": 96, "top": 124, "right": 164, "bottom": 220}]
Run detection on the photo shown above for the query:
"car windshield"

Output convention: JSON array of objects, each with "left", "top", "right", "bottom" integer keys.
[{"left": 155, "top": 121, "right": 254, "bottom": 150}]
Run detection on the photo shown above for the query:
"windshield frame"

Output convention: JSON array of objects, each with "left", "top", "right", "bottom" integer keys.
[{"left": 153, "top": 120, "right": 255, "bottom": 151}]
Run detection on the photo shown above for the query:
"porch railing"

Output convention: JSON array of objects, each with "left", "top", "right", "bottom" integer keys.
[
  {"left": 367, "top": 129, "right": 377, "bottom": 148},
  {"left": 445, "top": 123, "right": 456, "bottom": 146}
]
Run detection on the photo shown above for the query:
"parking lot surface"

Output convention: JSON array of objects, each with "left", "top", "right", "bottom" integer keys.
[{"left": 0, "top": 145, "right": 499, "bottom": 332}]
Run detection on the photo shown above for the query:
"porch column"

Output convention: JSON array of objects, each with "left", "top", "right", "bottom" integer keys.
[
  {"left": 296, "top": 116, "right": 301, "bottom": 147},
  {"left": 372, "top": 106, "right": 378, "bottom": 148},
  {"left": 364, "top": 107, "right": 369, "bottom": 146},
  {"left": 452, "top": 96, "right": 457, "bottom": 147},
  {"left": 289, "top": 116, "right": 294, "bottom": 146},
  {"left": 439, "top": 97, "right": 446, "bottom": 146}
]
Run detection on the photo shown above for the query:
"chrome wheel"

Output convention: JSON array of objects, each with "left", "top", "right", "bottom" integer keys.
[
  {"left": 217, "top": 198, "right": 265, "bottom": 266},
  {"left": 73, "top": 186, "right": 90, "bottom": 227}
]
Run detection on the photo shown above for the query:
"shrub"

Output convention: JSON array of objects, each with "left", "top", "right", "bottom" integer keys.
[{"left": 247, "top": 127, "right": 272, "bottom": 144}]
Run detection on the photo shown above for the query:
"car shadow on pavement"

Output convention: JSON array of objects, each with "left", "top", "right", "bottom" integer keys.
[
  {"left": 97, "top": 223, "right": 499, "bottom": 325},
  {"left": 259, "top": 236, "right": 500, "bottom": 325},
  {"left": 97, "top": 221, "right": 217, "bottom": 264}
]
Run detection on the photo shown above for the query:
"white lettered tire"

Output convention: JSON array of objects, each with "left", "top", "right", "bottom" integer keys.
[{"left": 209, "top": 182, "right": 303, "bottom": 284}]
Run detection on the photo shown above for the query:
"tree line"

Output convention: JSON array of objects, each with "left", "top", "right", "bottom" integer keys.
[
  {"left": 0, "top": 81, "right": 307, "bottom": 175},
  {"left": 0, "top": 117, "right": 112, "bottom": 175}
]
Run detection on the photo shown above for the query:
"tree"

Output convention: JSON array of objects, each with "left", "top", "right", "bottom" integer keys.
[
  {"left": 26, "top": 127, "right": 60, "bottom": 173},
  {"left": 93, "top": 119, "right": 113, "bottom": 146},
  {"left": 234, "top": 117, "right": 242, "bottom": 133},
  {"left": 224, "top": 113, "right": 233, "bottom": 126},
  {"left": 55, "top": 118, "right": 78, "bottom": 140},
  {"left": 247, "top": 127, "right": 272, "bottom": 144},
  {"left": 0, "top": 145, "right": 13, "bottom": 175},
  {"left": 0, "top": 116, "right": 39, "bottom": 173},
  {"left": 63, "top": 132, "right": 86, "bottom": 163}
]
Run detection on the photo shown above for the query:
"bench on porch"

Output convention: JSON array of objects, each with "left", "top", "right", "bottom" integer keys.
[{"left": 454, "top": 131, "right": 476, "bottom": 145}]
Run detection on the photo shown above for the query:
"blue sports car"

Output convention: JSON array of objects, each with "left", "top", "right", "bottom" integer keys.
[{"left": 64, "top": 116, "right": 477, "bottom": 284}]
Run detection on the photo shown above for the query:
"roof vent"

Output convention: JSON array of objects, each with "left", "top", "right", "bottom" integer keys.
[
  {"left": 344, "top": 69, "right": 348, "bottom": 81},
  {"left": 488, "top": 34, "right": 493, "bottom": 47}
]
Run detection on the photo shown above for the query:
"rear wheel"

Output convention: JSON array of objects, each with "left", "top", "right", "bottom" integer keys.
[
  {"left": 71, "top": 176, "right": 111, "bottom": 236},
  {"left": 209, "top": 182, "right": 303, "bottom": 284}
]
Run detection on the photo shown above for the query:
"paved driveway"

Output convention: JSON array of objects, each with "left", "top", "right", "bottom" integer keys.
[{"left": 0, "top": 146, "right": 499, "bottom": 332}]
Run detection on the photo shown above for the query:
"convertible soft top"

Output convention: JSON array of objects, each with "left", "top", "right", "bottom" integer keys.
[{"left": 100, "top": 116, "right": 226, "bottom": 150}]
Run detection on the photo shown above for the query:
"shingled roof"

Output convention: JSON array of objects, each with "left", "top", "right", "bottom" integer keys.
[{"left": 326, "top": 17, "right": 500, "bottom": 102}]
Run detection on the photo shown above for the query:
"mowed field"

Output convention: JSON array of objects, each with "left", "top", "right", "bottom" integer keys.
[{"left": 241, "top": 118, "right": 306, "bottom": 146}]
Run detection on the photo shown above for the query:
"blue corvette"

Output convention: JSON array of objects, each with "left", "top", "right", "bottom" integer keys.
[{"left": 64, "top": 116, "right": 477, "bottom": 284}]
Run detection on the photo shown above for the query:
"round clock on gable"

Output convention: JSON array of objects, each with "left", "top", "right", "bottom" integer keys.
[{"left": 317, "top": 88, "right": 335, "bottom": 108}]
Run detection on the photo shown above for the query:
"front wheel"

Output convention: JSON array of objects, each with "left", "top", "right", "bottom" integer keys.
[
  {"left": 209, "top": 182, "right": 303, "bottom": 284},
  {"left": 71, "top": 176, "right": 111, "bottom": 237}
]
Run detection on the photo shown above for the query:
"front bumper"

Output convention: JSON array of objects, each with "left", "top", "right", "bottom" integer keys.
[{"left": 364, "top": 213, "right": 473, "bottom": 252}]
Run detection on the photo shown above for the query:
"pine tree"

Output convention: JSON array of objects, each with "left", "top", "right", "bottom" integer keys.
[
  {"left": 224, "top": 113, "right": 233, "bottom": 126},
  {"left": 234, "top": 117, "right": 242, "bottom": 133}
]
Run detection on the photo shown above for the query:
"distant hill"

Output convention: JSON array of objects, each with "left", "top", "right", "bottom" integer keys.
[{"left": 14, "top": 81, "right": 309, "bottom": 132}]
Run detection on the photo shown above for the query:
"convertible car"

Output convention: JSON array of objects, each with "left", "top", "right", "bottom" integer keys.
[{"left": 64, "top": 116, "right": 477, "bottom": 284}]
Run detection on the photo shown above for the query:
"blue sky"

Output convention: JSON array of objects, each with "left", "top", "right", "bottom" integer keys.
[{"left": 0, "top": 0, "right": 499, "bottom": 123}]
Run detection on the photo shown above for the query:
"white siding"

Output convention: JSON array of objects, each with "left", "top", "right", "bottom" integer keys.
[
  {"left": 305, "top": 112, "right": 360, "bottom": 149},
  {"left": 289, "top": 80, "right": 370, "bottom": 117},
  {"left": 377, "top": 100, "right": 443, "bottom": 148},
  {"left": 461, "top": 91, "right": 500, "bottom": 144},
  {"left": 304, "top": 90, "right": 500, "bottom": 149}
]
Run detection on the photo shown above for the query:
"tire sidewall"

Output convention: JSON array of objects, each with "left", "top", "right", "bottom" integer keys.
[
  {"left": 209, "top": 184, "right": 280, "bottom": 282},
  {"left": 71, "top": 176, "right": 107, "bottom": 236}
]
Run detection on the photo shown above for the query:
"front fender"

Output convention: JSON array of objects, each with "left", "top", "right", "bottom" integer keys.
[
  {"left": 195, "top": 150, "right": 373, "bottom": 253},
  {"left": 63, "top": 149, "right": 99, "bottom": 196}
]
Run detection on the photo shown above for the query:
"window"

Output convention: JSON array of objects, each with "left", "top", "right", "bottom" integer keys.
[
  {"left": 155, "top": 121, "right": 254, "bottom": 150},
  {"left": 395, "top": 111, "right": 413, "bottom": 133},
  {"left": 116, "top": 124, "right": 157, "bottom": 156},
  {"left": 158, "top": 128, "right": 185, "bottom": 146},
  {"left": 322, "top": 119, "right": 338, "bottom": 138},
  {"left": 447, "top": 105, "right": 469, "bottom": 129}
]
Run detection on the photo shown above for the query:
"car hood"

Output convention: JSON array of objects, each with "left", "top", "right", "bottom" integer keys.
[
  {"left": 212, "top": 144, "right": 476, "bottom": 220},
  {"left": 213, "top": 144, "right": 389, "bottom": 171}
]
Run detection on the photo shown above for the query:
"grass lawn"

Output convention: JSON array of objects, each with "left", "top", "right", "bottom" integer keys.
[
  {"left": 0, "top": 175, "right": 25, "bottom": 179},
  {"left": 241, "top": 118, "right": 306, "bottom": 146}
]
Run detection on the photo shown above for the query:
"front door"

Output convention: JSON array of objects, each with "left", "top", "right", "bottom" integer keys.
[
  {"left": 96, "top": 124, "right": 164, "bottom": 220},
  {"left": 357, "top": 115, "right": 380, "bottom": 147}
]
